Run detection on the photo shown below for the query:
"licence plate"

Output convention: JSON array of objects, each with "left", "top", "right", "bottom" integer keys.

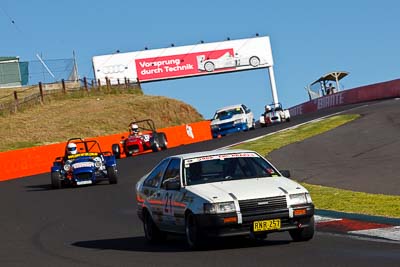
[
  {"left": 77, "top": 180, "right": 92, "bottom": 185},
  {"left": 253, "top": 219, "right": 281, "bottom": 232}
]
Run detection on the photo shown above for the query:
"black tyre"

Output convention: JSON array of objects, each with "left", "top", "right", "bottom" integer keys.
[
  {"left": 185, "top": 212, "right": 205, "bottom": 249},
  {"left": 289, "top": 216, "right": 315, "bottom": 242},
  {"left": 112, "top": 144, "right": 121, "bottom": 159},
  {"left": 51, "top": 171, "right": 62, "bottom": 189},
  {"left": 143, "top": 209, "right": 166, "bottom": 243},
  {"left": 250, "top": 119, "right": 256, "bottom": 130},
  {"left": 157, "top": 133, "right": 168, "bottom": 150},
  {"left": 106, "top": 166, "right": 118, "bottom": 184},
  {"left": 150, "top": 136, "right": 159, "bottom": 152}
]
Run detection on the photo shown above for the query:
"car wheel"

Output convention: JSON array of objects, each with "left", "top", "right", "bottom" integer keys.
[
  {"left": 51, "top": 171, "right": 62, "bottom": 189},
  {"left": 157, "top": 133, "right": 168, "bottom": 150},
  {"left": 289, "top": 216, "right": 315, "bottom": 242},
  {"left": 204, "top": 61, "right": 215, "bottom": 72},
  {"left": 150, "top": 137, "right": 160, "bottom": 152},
  {"left": 143, "top": 209, "right": 166, "bottom": 243},
  {"left": 286, "top": 117, "right": 291, "bottom": 122},
  {"left": 111, "top": 144, "right": 121, "bottom": 159},
  {"left": 250, "top": 119, "right": 256, "bottom": 130},
  {"left": 185, "top": 212, "right": 205, "bottom": 249},
  {"left": 249, "top": 56, "right": 260, "bottom": 67},
  {"left": 106, "top": 166, "right": 118, "bottom": 184}
]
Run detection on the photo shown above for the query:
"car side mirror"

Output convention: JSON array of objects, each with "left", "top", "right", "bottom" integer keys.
[
  {"left": 279, "top": 170, "right": 291, "bottom": 178},
  {"left": 164, "top": 179, "right": 181, "bottom": 190}
]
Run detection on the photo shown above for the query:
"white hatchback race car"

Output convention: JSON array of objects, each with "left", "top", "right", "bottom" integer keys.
[
  {"left": 259, "top": 103, "right": 291, "bottom": 127},
  {"left": 135, "top": 149, "right": 315, "bottom": 249}
]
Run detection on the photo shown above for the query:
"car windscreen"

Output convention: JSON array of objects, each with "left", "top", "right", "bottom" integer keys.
[
  {"left": 184, "top": 153, "right": 279, "bottom": 186},
  {"left": 214, "top": 108, "right": 243, "bottom": 120}
]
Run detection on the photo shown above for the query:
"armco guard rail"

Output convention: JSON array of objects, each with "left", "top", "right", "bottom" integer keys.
[
  {"left": 289, "top": 79, "right": 400, "bottom": 117},
  {"left": 0, "top": 121, "right": 212, "bottom": 181}
]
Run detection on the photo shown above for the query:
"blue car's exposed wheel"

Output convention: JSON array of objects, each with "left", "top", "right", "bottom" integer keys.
[
  {"left": 51, "top": 171, "right": 62, "bottom": 189},
  {"left": 106, "top": 166, "right": 118, "bottom": 184}
]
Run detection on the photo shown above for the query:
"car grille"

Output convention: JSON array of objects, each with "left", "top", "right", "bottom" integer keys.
[
  {"left": 76, "top": 172, "right": 92, "bottom": 180},
  {"left": 217, "top": 121, "right": 234, "bottom": 130},
  {"left": 127, "top": 145, "right": 140, "bottom": 153},
  {"left": 239, "top": 196, "right": 287, "bottom": 216}
]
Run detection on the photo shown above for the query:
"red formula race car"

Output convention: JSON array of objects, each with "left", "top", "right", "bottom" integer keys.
[{"left": 111, "top": 119, "right": 168, "bottom": 159}]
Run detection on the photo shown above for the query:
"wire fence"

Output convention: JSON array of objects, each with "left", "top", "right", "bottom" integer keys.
[
  {"left": 0, "top": 77, "right": 141, "bottom": 115},
  {"left": 0, "top": 58, "right": 78, "bottom": 87}
]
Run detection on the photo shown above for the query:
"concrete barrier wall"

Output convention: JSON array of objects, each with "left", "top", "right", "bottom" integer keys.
[
  {"left": 0, "top": 120, "right": 212, "bottom": 181},
  {"left": 289, "top": 79, "right": 400, "bottom": 117}
]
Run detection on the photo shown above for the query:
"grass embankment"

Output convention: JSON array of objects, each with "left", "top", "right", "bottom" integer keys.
[
  {"left": 0, "top": 90, "right": 204, "bottom": 152},
  {"left": 233, "top": 115, "right": 400, "bottom": 218}
]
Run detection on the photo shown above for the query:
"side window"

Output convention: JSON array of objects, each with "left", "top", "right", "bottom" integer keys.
[
  {"left": 161, "top": 158, "right": 181, "bottom": 188},
  {"left": 242, "top": 104, "right": 250, "bottom": 114},
  {"left": 143, "top": 159, "right": 170, "bottom": 188}
]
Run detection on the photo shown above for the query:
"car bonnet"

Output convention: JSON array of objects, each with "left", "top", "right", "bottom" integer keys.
[{"left": 185, "top": 177, "right": 308, "bottom": 203}]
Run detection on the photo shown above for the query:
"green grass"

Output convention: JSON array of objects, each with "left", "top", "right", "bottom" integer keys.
[
  {"left": 233, "top": 114, "right": 400, "bottom": 218},
  {"left": 305, "top": 183, "right": 400, "bottom": 218}
]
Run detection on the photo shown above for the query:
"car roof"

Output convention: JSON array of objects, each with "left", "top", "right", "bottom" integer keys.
[
  {"left": 215, "top": 104, "right": 243, "bottom": 112},
  {"left": 169, "top": 149, "right": 260, "bottom": 160}
]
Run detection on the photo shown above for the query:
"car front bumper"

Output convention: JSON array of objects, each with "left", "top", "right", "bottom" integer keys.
[
  {"left": 211, "top": 122, "right": 248, "bottom": 138},
  {"left": 194, "top": 204, "right": 314, "bottom": 237}
]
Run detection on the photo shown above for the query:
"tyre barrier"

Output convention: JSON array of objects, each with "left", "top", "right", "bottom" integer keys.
[{"left": 0, "top": 121, "right": 212, "bottom": 181}]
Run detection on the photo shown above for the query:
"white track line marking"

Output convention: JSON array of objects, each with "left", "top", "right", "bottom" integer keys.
[{"left": 348, "top": 226, "right": 400, "bottom": 241}]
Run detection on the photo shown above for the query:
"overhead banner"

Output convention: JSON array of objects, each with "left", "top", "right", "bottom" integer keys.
[{"left": 92, "top": 36, "right": 274, "bottom": 83}]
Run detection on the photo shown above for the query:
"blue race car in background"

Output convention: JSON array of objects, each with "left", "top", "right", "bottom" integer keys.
[
  {"left": 210, "top": 104, "right": 255, "bottom": 138},
  {"left": 51, "top": 138, "right": 118, "bottom": 189}
]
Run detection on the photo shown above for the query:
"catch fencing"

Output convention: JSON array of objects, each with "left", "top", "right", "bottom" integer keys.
[{"left": 0, "top": 77, "right": 141, "bottom": 115}]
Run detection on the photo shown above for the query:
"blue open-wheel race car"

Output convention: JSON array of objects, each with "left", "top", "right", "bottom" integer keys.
[{"left": 50, "top": 138, "right": 118, "bottom": 189}]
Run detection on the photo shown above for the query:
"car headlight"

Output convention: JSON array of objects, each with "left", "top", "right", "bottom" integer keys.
[
  {"left": 63, "top": 164, "right": 71, "bottom": 171},
  {"left": 289, "top": 193, "right": 312, "bottom": 205},
  {"left": 94, "top": 157, "right": 102, "bottom": 168},
  {"left": 211, "top": 124, "right": 219, "bottom": 130},
  {"left": 233, "top": 119, "right": 243, "bottom": 125},
  {"left": 204, "top": 201, "right": 236, "bottom": 214}
]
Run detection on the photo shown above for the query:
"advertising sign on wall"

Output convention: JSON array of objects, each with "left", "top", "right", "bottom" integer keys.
[{"left": 92, "top": 36, "right": 274, "bottom": 83}]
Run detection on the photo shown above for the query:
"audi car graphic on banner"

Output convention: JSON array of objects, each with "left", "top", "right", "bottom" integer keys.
[{"left": 92, "top": 36, "right": 274, "bottom": 83}]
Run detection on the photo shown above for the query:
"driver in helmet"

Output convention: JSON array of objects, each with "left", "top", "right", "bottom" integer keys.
[
  {"left": 67, "top": 143, "right": 77, "bottom": 155},
  {"left": 130, "top": 124, "right": 142, "bottom": 136}
]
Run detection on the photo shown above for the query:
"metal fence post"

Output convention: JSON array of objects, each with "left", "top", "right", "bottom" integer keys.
[
  {"left": 13, "top": 91, "right": 18, "bottom": 112},
  {"left": 97, "top": 79, "right": 101, "bottom": 91},
  {"left": 83, "top": 77, "right": 88, "bottom": 92},
  {"left": 39, "top": 82, "right": 44, "bottom": 103},
  {"left": 61, "top": 79, "right": 66, "bottom": 94}
]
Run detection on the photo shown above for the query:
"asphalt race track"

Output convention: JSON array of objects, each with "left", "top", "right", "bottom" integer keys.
[
  {"left": 270, "top": 98, "right": 400, "bottom": 195},
  {"left": 0, "top": 99, "right": 399, "bottom": 266}
]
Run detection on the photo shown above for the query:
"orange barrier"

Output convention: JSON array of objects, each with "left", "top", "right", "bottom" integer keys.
[{"left": 0, "top": 121, "right": 212, "bottom": 182}]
